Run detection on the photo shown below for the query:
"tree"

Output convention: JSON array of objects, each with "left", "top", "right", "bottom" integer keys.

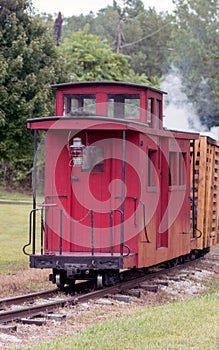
[
  {"left": 61, "top": 26, "right": 129, "bottom": 81},
  {"left": 119, "top": 7, "right": 174, "bottom": 78},
  {"left": 0, "top": 0, "right": 65, "bottom": 187},
  {"left": 60, "top": 25, "right": 158, "bottom": 86},
  {"left": 91, "top": 6, "right": 120, "bottom": 50},
  {"left": 61, "top": 1, "right": 173, "bottom": 82},
  {"left": 100, "top": 0, "right": 174, "bottom": 78},
  {"left": 171, "top": 0, "right": 219, "bottom": 128}
]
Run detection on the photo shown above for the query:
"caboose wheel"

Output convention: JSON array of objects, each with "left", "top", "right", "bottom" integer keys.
[
  {"left": 96, "top": 273, "right": 103, "bottom": 289},
  {"left": 55, "top": 273, "right": 65, "bottom": 289}
]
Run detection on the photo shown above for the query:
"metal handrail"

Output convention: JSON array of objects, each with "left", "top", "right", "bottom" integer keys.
[
  {"left": 23, "top": 204, "right": 57, "bottom": 256},
  {"left": 23, "top": 208, "right": 41, "bottom": 256},
  {"left": 140, "top": 201, "right": 150, "bottom": 243},
  {"left": 24, "top": 204, "right": 132, "bottom": 257},
  {"left": 109, "top": 209, "right": 130, "bottom": 257},
  {"left": 90, "top": 210, "right": 94, "bottom": 256},
  {"left": 115, "top": 196, "right": 137, "bottom": 227}
]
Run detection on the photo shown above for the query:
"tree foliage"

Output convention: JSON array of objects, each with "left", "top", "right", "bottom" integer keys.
[
  {"left": 61, "top": 25, "right": 130, "bottom": 81},
  {"left": 60, "top": 25, "right": 158, "bottom": 86},
  {"left": 118, "top": 7, "right": 173, "bottom": 78},
  {"left": 0, "top": 0, "right": 65, "bottom": 187},
  {"left": 171, "top": 0, "right": 219, "bottom": 128},
  {"left": 62, "top": 0, "right": 173, "bottom": 81}
]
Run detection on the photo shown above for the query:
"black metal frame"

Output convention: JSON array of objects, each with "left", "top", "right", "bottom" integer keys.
[{"left": 30, "top": 254, "right": 123, "bottom": 270}]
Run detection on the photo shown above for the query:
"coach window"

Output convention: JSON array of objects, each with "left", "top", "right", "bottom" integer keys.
[
  {"left": 107, "top": 94, "right": 140, "bottom": 119},
  {"left": 169, "top": 152, "right": 177, "bottom": 186},
  {"left": 147, "top": 98, "right": 153, "bottom": 126},
  {"left": 179, "top": 152, "right": 186, "bottom": 185},
  {"left": 63, "top": 94, "right": 96, "bottom": 115},
  {"left": 148, "top": 149, "right": 157, "bottom": 188}
]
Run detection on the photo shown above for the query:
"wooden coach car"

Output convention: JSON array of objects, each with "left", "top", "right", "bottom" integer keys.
[{"left": 23, "top": 81, "right": 216, "bottom": 288}]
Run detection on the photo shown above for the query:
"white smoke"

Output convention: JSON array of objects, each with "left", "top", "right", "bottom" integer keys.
[
  {"left": 161, "top": 69, "right": 202, "bottom": 132},
  {"left": 202, "top": 126, "right": 219, "bottom": 141},
  {"left": 161, "top": 68, "right": 219, "bottom": 141}
]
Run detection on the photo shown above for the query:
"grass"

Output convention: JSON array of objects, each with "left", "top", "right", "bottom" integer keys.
[
  {"left": 17, "top": 283, "right": 219, "bottom": 350},
  {"left": 0, "top": 187, "right": 32, "bottom": 201},
  {"left": 0, "top": 188, "right": 45, "bottom": 273},
  {"left": 0, "top": 198, "right": 52, "bottom": 295},
  {"left": 0, "top": 203, "right": 32, "bottom": 273}
]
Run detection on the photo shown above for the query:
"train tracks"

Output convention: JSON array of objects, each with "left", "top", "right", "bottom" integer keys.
[
  {"left": 0, "top": 288, "right": 60, "bottom": 308},
  {"left": 0, "top": 258, "right": 203, "bottom": 325}
]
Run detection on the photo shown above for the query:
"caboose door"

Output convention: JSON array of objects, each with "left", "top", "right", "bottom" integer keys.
[
  {"left": 69, "top": 131, "right": 139, "bottom": 256},
  {"left": 70, "top": 134, "right": 116, "bottom": 254}
]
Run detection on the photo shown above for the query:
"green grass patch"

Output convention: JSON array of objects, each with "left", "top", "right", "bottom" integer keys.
[
  {"left": 0, "top": 188, "right": 32, "bottom": 201},
  {"left": 0, "top": 203, "right": 32, "bottom": 272},
  {"left": 18, "top": 284, "right": 219, "bottom": 350}
]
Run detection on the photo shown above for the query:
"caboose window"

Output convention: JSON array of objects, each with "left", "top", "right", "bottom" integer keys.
[
  {"left": 82, "top": 146, "right": 104, "bottom": 173},
  {"left": 179, "top": 152, "right": 186, "bottom": 185},
  {"left": 107, "top": 94, "right": 140, "bottom": 119},
  {"left": 147, "top": 98, "right": 153, "bottom": 126},
  {"left": 169, "top": 152, "right": 177, "bottom": 186},
  {"left": 63, "top": 94, "right": 96, "bottom": 115},
  {"left": 156, "top": 100, "right": 161, "bottom": 129},
  {"left": 148, "top": 149, "right": 157, "bottom": 187}
]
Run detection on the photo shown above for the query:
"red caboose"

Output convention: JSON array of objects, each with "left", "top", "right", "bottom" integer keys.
[{"left": 24, "top": 81, "right": 198, "bottom": 287}]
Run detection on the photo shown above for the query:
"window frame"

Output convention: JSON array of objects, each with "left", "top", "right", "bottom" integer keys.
[{"left": 147, "top": 148, "right": 158, "bottom": 192}]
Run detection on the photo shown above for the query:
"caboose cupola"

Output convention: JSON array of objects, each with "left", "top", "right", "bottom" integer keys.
[{"left": 51, "top": 81, "right": 166, "bottom": 129}]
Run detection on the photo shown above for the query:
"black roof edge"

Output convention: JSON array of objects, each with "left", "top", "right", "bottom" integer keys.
[
  {"left": 26, "top": 115, "right": 149, "bottom": 128},
  {"left": 50, "top": 81, "right": 167, "bottom": 95}
]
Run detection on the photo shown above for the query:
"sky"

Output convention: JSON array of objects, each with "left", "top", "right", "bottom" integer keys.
[{"left": 32, "top": 0, "right": 175, "bottom": 17}]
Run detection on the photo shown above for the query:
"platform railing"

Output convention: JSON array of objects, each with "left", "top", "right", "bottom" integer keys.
[
  {"left": 24, "top": 205, "right": 130, "bottom": 257},
  {"left": 23, "top": 208, "right": 41, "bottom": 256},
  {"left": 23, "top": 204, "right": 57, "bottom": 256}
]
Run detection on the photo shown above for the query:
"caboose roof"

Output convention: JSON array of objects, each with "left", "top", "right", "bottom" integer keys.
[
  {"left": 27, "top": 115, "right": 199, "bottom": 139},
  {"left": 50, "top": 81, "right": 167, "bottom": 95}
]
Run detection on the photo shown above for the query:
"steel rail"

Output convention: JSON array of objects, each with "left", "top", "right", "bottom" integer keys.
[
  {"left": 0, "top": 289, "right": 60, "bottom": 309},
  {"left": 77, "top": 257, "right": 203, "bottom": 303},
  {"left": 0, "top": 297, "right": 75, "bottom": 324},
  {"left": 0, "top": 279, "right": 95, "bottom": 310},
  {"left": 0, "top": 257, "right": 202, "bottom": 324}
]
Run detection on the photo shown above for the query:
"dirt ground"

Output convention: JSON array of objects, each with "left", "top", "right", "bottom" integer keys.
[
  {"left": 0, "top": 246, "right": 219, "bottom": 349},
  {"left": 0, "top": 269, "right": 52, "bottom": 299}
]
